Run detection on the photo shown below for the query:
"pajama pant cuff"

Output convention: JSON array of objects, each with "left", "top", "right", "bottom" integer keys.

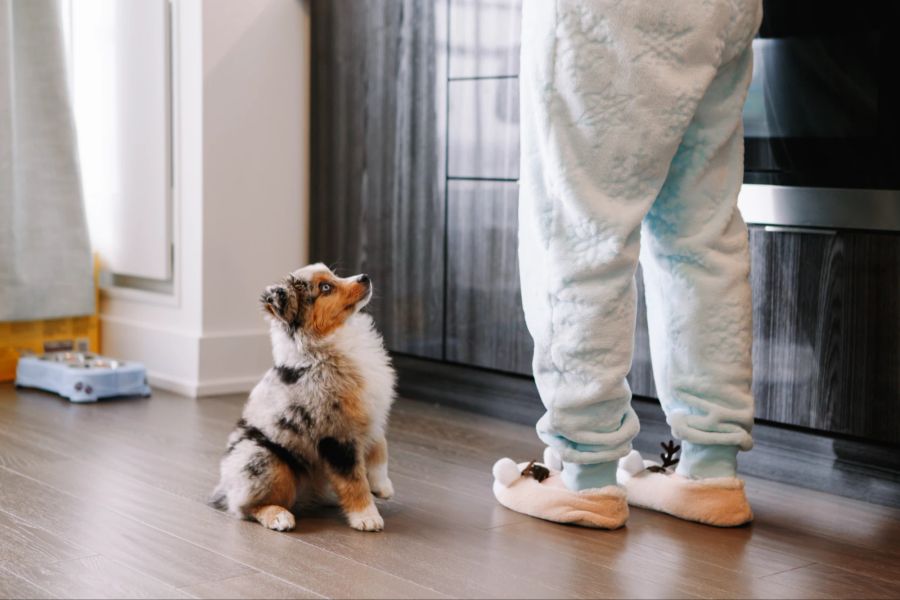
[
  {"left": 561, "top": 460, "right": 619, "bottom": 491},
  {"left": 676, "top": 442, "right": 739, "bottom": 479}
]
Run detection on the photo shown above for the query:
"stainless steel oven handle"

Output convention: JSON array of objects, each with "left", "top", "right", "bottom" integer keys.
[
  {"left": 762, "top": 226, "right": 837, "bottom": 236},
  {"left": 738, "top": 184, "right": 900, "bottom": 233}
]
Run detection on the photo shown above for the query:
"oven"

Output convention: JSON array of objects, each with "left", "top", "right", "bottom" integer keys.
[{"left": 737, "top": 0, "right": 900, "bottom": 232}]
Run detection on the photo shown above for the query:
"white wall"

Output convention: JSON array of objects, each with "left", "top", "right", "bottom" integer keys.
[
  {"left": 199, "top": 0, "right": 310, "bottom": 390},
  {"left": 99, "top": 0, "right": 310, "bottom": 397}
]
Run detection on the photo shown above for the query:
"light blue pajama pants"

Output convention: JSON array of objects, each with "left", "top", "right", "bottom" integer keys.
[{"left": 519, "top": 0, "right": 762, "bottom": 489}]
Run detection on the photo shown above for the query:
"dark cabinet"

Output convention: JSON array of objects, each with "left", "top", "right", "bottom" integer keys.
[
  {"left": 445, "top": 180, "right": 532, "bottom": 373},
  {"left": 749, "top": 227, "right": 900, "bottom": 442},
  {"left": 630, "top": 268, "right": 659, "bottom": 399},
  {"left": 310, "top": 0, "right": 899, "bottom": 443},
  {"left": 310, "top": 0, "right": 445, "bottom": 358}
]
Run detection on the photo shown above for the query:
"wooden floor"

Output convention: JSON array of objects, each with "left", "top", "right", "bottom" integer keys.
[{"left": 1, "top": 384, "right": 899, "bottom": 599}]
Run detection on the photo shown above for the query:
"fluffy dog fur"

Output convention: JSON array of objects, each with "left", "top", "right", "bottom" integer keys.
[{"left": 209, "top": 264, "right": 396, "bottom": 532}]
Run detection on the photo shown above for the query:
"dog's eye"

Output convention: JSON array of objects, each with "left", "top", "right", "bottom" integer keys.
[{"left": 320, "top": 283, "right": 333, "bottom": 294}]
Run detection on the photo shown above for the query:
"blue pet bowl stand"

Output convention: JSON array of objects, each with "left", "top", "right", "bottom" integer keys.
[{"left": 16, "top": 353, "right": 151, "bottom": 403}]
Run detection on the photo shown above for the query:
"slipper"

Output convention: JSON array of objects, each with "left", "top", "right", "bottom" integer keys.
[
  {"left": 491, "top": 455, "right": 628, "bottom": 529},
  {"left": 616, "top": 449, "right": 753, "bottom": 527}
]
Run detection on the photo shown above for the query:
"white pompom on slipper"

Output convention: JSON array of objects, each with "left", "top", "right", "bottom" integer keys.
[{"left": 491, "top": 457, "right": 628, "bottom": 529}]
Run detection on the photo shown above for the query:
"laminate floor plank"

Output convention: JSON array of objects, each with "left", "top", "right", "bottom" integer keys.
[
  {"left": 0, "top": 395, "right": 220, "bottom": 501},
  {"left": 0, "top": 555, "right": 189, "bottom": 599},
  {"left": 0, "top": 568, "right": 56, "bottom": 599},
  {"left": 0, "top": 422, "right": 72, "bottom": 473},
  {"left": 494, "top": 517, "right": 816, "bottom": 600},
  {"left": 1, "top": 384, "right": 897, "bottom": 599},
  {"left": 0, "top": 510, "right": 92, "bottom": 568},
  {"left": 0, "top": 468, "right": 254, "bottom": 590},
  {"left": 759, "top": 562, "right": 900, "bottom": 599},
  {"left": 180, "top": 572, "right": 324, "bottom": 599}
]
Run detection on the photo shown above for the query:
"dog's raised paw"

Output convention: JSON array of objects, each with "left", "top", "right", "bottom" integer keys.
[{"left": 348, "top": 506, "right": 384, "bottom": 532}]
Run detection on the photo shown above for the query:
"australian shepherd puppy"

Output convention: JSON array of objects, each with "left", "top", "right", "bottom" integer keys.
[{"left": 209, "top": 263, "right": 395, "bottom": 532}]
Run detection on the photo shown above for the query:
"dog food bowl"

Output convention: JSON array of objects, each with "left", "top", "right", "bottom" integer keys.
[{"left": 15, "top": 352, "right": 151, "bottom": 403}]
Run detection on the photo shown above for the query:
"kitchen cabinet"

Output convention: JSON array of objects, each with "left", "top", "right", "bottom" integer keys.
[
  {"left": 445, "top": 180, "right": 531, "bottom": 372},
  {"left": 750, "top": 227, "right": 900, "bottom": 442},
  {"left": 310, "top": 0, "right": 445, "bottom": 358}
]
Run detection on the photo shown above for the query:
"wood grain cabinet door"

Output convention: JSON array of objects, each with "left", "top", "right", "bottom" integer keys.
[
  {"left": 310, "top": 0, "right": 445, "bottom": 358},
  {"left": 445, "top": 181, "right": 533, "bottom": 374},
  {"left": 629, "top": 267, "right": 659, "bottom": 399},
  {"left": 749, "top": 227, "right": 900, "bottom": 443}
]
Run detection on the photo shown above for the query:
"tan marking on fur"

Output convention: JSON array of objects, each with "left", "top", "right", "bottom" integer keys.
[
  {"left": 366, "top": 437, "right": 388, "bottom": 468},
  {"left": 328, "top": 466, "right": 374, "bottom": 513},
  {"left": 251, "top": 460, "right": 297, "bottom": 511},
  {"left": 308, "top": 273, "right": 369, "bottom": 337},
  {"left": 317, "top": 351, "right": 370, "bottom": 433},
  {"left": 338, "top": 378, "right": 370, "bottom": 432}
]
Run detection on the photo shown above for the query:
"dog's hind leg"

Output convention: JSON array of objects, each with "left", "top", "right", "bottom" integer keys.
[
  {"left": 249, "top": 504, "right": 296, "bottom": 531},
  {"left": 246, "top": 459, "right": 298, "bottom": 531}
]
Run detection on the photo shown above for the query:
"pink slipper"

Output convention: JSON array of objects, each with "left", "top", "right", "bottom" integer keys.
[
  {"left": 617, "top": 450, "right": 753, "bottom": 527},
  {"left": 491, "top": 453, "right": 628, "bottom": 529}
]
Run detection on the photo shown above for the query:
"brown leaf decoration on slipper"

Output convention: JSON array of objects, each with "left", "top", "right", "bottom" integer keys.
[
  {"left": 521, "top": 460, "right": 550, "bottom": 482},
  {"left": 647, "top": 440, "right": 681, "bottom": 473}
]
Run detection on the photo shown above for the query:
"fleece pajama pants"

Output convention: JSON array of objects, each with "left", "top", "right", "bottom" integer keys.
[{"left": 519, "top": 0, "right": 763, "bottom": 489}]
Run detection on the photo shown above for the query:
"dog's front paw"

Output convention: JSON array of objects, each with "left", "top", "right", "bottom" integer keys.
[
  {"left": 371, "top": 477, "right": 394, "bottom": 500},
  {"left": 347, "top": 504, "right": 384, "bottom": 532}
]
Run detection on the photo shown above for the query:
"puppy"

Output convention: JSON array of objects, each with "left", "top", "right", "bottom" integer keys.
[{"left": 209, "top": 263, "right": 396, "bottom": 532}]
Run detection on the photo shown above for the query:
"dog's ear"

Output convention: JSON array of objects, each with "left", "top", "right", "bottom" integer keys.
[{"left": 289, "top": 277, "right": 313, "bottom": 305}]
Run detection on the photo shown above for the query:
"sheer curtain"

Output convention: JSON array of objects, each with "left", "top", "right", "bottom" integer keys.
[{"left": 0, "top": 0, "right": 93, "bottom": 321}]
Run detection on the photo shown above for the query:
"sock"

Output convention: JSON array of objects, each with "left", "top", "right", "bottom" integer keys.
[
  {"left": 561, "top": 460, "right": 618, "bottom": 491},
  {"left": 676, "top": 443, "right": 738, "bottom": 479}
]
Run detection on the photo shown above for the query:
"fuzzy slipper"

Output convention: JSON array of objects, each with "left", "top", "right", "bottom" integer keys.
[
  {"left": 616, "top": 448, "right": 753, "bottom": 527},
  {"left": 491, "top": 450, "right": 628, "bottom": 529}
]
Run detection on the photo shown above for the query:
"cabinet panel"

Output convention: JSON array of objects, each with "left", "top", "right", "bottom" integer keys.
[
  {"left": 629, "top": 267, "right": 659, "bottom": 399},
  {"left": 449, "top": 0, "right": 521, "bottom": 78},
  {"left": 750, "top": 227, "right": 900, "bottom": 442},
  {"left": 447, "top": 78, "right": 520, "bottom": 180},
  {"left": 446, "top": 181, "right": 533, "bottom": 373},
  {"left": 310, "top": 0, "right": 445, "bottom": 358}
]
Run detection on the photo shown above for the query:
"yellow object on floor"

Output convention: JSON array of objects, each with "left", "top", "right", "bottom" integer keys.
[{"left": 0, "top": 259, "right": 100, "bottom": 382}]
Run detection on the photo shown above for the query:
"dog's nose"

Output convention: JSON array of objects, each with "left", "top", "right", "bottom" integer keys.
[{"left": 359, "top": 274, "right": 370, "bottom": 285}]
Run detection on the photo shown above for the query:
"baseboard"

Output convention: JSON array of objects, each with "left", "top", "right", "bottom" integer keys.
[
  {"left": 393, "top": 353, "right": 900, "bottom": 508},
  {"left": 196, "top": 329, "right": 270, "bottom": 396},
  {"left": 145, "top": 371, "right": 202, "bottom": 397},
  {"left": 101, "top": 315, "right": 268, "bottom": 397},
  {"left": 144, "top": 371, "right": 259, "bottom": 398},
  {"left": 194, "top": 375, "right": 259, "bottom": 397}
]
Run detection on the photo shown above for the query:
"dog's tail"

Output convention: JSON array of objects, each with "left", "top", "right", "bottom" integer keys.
[{"left": 207, "top": 485, "right": 228, "bottom": 511}]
